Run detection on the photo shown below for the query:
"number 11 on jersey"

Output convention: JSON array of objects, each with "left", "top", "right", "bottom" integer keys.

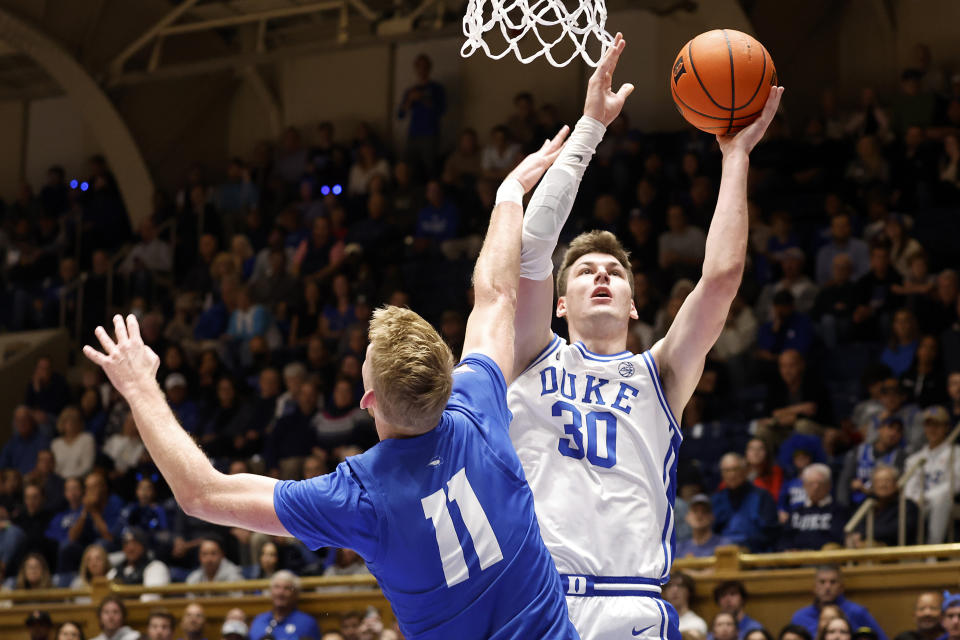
[{"left": 421, "top": 467, "right": 504, "bottom": 588}]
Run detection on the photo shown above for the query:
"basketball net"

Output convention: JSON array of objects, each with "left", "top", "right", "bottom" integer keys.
[{"left": 461, "top": 0, "right": 615, "bottom": 67}]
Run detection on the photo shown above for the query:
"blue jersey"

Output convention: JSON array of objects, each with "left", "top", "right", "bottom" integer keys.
[{"left": 274, "top": 354, "right": 577, "bottom": 640}]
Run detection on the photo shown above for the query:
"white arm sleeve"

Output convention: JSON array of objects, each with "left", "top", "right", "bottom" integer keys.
[{"left": 521, "top": 116, "right": 606, "bottom": 280}]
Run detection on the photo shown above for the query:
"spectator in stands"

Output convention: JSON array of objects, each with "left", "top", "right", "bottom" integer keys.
[
  {"left": 14, "top": 483, "right": 55, "bottom": 566},
  {"left": 817, "top": 604, "right": 846, "bottom": 638},
  {"left": 713, "top": 580, "right": 763, "bottom": 640},
  {"left": 711, "top": 612, "right": 739, "bottom": 640},
  {"left": 10, "top": 552, "right": 52, "bottom": 591},
  {"left": 664, "top": 572, "right": 707, "bottom": 635},
  {"left": 712, "top": 453, "right": 778, "bottom": 552},
  {"left": 744, "top": 438, "right": 783, "bottom": 501},
  {"left": 103, "top": 414, "right": 147, "bottom": 484},
  {"left": 25, "top": 356, "right": 69, "bottom": 423},
  {"left": 658, "top": 204, "right": 706, "bottom": 281},
  {"left": 249, "top": 570, "right": 320, "bottom": 640},
  {"left": 1, "top": 407, "right": 51, "bottom": 476},
  {"left": 882, "top": 309, "right": 920, "bottom": 378},
  {"left": 107, "top": 526, "right": 169, "bottom": 596},
  {"left": 338, "top": 611, "right": 362, "bottom": 640},
  {"left": 348, "top": 144, "right": 390, "bottom": 199},
  {"left": 819, "top": 617, "right": 853, "bottom": 640},
  {"left": 942, "top": 297, "right": 960, "bottom": 374},
  {"left": 0, "top": 505, "right": 27, "bottom": 580},
  {"left": 119, "top": 218, "right": 173, "bottom": 296},
  {"left": 900, "top": 335, "right": 947, "bottom": 407},
  {"left": 62, "top": 472, "right": 122, "bottom": 570},
  {"left": 221, "top": 620, "right": 249, "bottom": 640},
  {"left": 296, "top": 217, "right": 344, "bottom": 282},
  {"left": 54, "top": 621, "right": 85, "bottom": 640},
  {"left": 893, "top": 69, "right": 937, "bottom": 133},
  {"left": 265, "top": 380, "right": 320, "bottom": 479},
  {"left": 676, "top": 494, "right": 732, "bottom": 558},
  {"left": 780, "top": 463, "right": 846, "bottom": 550},
  {"left": 323, "top": 548, "right": 371, "bottom": 580},
  {"left": 866, "top": 378, "right": 921, "bottom": 450},
  {"left": 756, "top": 350, "right": 832, "bottom": 447},
  {"left": 249, "top": 249, "right": 298, "bottom": 311},
  {"left": 146, "top": 609, "right": 175, "bottom": 640},
  {"left": 929, "top": 270, "right": 959, "bottom": 338},
  {"left": 26, "top": 449, "right": 63, "bottom": 511},
  {"left": 816, "top": 214, "right": 869, "bottom": 286},
  {"left": 894, "top": 592, "right": 943, "bottom": 640},
  {"left": 90, "top": 595, "right": 140, "bottom": 640},
  {"left": 949, "top": 372, "right": 960, "bottom": 427},
  {"left": 838, "top": 417, "right": 906, "bottom": 507},
  {"left": 397, "top": 53, "right": 446, "bottom": 180},
  {"left": 178, "top": 602, "right": 207, "bottom": 640},
  {"left": 165, "top": 374, "right": 198, "bottom": 437},
  {"left": 853, "top": 243, "right": 902, "bottom": 342},
  {"left": 791, "top": 566, "right": 886, "bottom": 640},
  {"left": 480, "top": 125, "right": 520, "bottom": 181},
  {"left": 186, "top": 536, "right": 242, "bottom": 585},
  {"left": 780, "top": 625, "right": 813, "bottom": 640},
  {"left": 814, "top": 254, "right": 859, "bottom": 347},
  {"left": 757, "top": 248, "right": 818, "bottom": 320},
  {"left": 755, "top": 293, "right": 815, "bottom": 362},
  {"left": 443, "top": 129, "right": 482, "bottom": 190},
  {"left": 247, "top": 540, "right": 280, "bottom": 580},
  {"left": 746, "top": 631, "right": 774, "bottom": 640},
  {"left": 942, "top": 593, "right": 960, "bottom": 640},
  {"left": 51, "top": 407, "right": 95, "bottom": 480},
  {"left": 25, "top": 611, "right": 53, "bottom": 640},
  {"left": 904, "top": 406, "right": 960, "bottom": 544}
]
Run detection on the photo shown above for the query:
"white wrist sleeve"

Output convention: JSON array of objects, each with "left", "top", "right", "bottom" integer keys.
[
  {"left": 495, "top": 177, "right": 524, "bottom": 205},
  {"left": 520, "top": 116, "right": 606, "bottom": 280}
]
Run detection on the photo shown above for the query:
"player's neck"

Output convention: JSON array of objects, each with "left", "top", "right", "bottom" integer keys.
[{"left": 568, "top": 325, "right": 629, "bottom": 356}]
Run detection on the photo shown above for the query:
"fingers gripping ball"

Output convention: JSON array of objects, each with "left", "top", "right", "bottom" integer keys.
[{"left": 670, "top": 29, "right": 777, "bottom": 134}]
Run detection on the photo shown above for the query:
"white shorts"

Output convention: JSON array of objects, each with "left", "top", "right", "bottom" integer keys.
[{"left": 565, "top": 593, "right": 680, "bottom": 640}]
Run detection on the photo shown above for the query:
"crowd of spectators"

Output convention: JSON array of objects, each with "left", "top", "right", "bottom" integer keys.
[
  {"left": 662, "top": 566, "right": 960, "bottom": 640},
  {"left": 1, "top": 40, "right": 960, "bottom": 636}
]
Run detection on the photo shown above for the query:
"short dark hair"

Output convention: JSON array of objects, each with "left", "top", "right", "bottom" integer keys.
[
  {"left": 713, "top": 579, "right": 748, "bottom": 604},
  {"left": 670, "top": 571, "right": 696, "bottom": 595},
  {"left": 98, "top": 596, "right": 127, "bottom": 623},
  {"left": 556, "top": 230, "right": 634, "bottom": 298},
  {"left": 747, "top": 629, "right": 775, "bottom": 640},
  {"left": 147, "top": 609, "right": 175, "bottom": 629},
  {"left": 779, "top": 625, "right": 813, "bottom": 640}
]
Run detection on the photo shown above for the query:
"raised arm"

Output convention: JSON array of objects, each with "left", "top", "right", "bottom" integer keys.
[
  {"left": 461, "top": 127, "right": 569, "bottom": 384},
  {"left": 651, "top": 86, "right": 785, "bottom": 414},
  {"left": 84, "top": 315, "right": 290, "bottom": 536},
  {"left": 513, "top": 34, "right": 634, "bottom": 373}
]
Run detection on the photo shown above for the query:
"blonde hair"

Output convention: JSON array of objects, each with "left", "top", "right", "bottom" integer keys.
[
  {"left": 57, "top": 406, "right": 83, "bottom": 435},
  {"left": 16, "top": 552, "right": 52, "bottom": 590},
  {"left": 78, "top": 544, "right": 109, "bottom": 585},
  {"left": 556, "top": 230, "right": 634, "bottom": 298},
  {"left": 368, "top": 306, "right": 453, "bottom": 434}
]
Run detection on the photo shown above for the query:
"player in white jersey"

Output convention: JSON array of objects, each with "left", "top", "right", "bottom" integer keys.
[{"left": 506, "top": 33, "right": 785, "bottom": 639}]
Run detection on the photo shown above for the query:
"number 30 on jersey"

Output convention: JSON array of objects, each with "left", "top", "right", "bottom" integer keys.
[{"left": 552, "top": 401, "right": 617, "bottom": 468}]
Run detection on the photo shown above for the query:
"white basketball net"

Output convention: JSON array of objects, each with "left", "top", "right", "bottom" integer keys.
[{"left": 461, "top": 0, "right": 615, "bottom": 67}]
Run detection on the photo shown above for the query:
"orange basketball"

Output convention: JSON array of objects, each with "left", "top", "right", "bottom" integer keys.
[{"left": 670, "top": 29, "right": 777, "bottom": 135}]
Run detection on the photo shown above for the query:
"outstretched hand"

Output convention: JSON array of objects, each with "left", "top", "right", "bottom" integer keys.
[
  {"left": 506, "top": 124, "right": 570, "bottom": 192},
  {"left": 717, "top": 85, "right": 785, "bottom": 156},
  {"left": 584, "top": 32, "right": 634, "bottom": 127},
  {"left": 83, "top": 315, "right": 161, "bottom": 399}
]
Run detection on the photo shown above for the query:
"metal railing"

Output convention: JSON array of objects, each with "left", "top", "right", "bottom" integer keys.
[{"left": 844, "top": 420, "right": 960, "bottom": 546}]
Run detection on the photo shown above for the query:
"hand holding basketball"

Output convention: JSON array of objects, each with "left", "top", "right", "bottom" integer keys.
[
  {"left": 584, "top": 33, "right": 634, "bottom": 127},
  {"left": 506, "top": 125, "right": 570, "bottom": 192},
  {"left": 717, "top": 85, "right": 784, "bottom": 156}
]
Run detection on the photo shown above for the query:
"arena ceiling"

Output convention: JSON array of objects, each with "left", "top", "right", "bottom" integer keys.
[{"left": 0, "top": 0, "right": 702, "bottom": 97}]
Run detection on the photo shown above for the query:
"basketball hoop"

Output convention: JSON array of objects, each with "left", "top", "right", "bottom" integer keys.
[{"left": 461, "top": 0, "right": 615, "bottom": 68}]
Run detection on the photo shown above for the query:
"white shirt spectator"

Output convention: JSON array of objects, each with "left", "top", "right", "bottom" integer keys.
[
  {"left": 51, "top": 432, "right": 96, "bottom": 479},
  {"left": 108, "top": 559, "right": 171, "bottom": 602},
  {"left": 102, "top": 433, "right": 145, "bottom": 473},
  {"left": 119, "top": 237, "right": 172, "bottom": 275},
  {"left": 678, "top": 609, "right": 708, "bottom": 635},
  {"left": 348, "top": 159, "right": 390, "bottom": 197},
  {"left": 186, "top": 557, "right": 243, "bottom": 584},
  {"left": 481, "top": 143, "right": 521, "bottom": 175}
]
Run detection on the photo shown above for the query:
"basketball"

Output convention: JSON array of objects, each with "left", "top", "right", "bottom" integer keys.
[{"left": 670, "top": 29, "right": 777, "bottom": 134}]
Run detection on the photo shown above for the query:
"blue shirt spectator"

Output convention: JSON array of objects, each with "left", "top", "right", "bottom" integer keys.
[
  {"left": 791, "top": 567, "right": 886, "bottom": 640},
  {"left": 45, "top": 477, "right": 85, "bottom": 544},
  {"left": 415, "top": 181, "right": 459, "bottom": 242},
  {"left": 756, "top": 291, "right": 815, "bottom": 357},
  {"left": 397, "top": 55, "right": 447, "bottom": 139},
  {"left": 249, "top": 570, "right": 320, "bottom": 640},
  {"left": 815, "top": 214, "right": 870, "bottom": 284},
  {"left": 676, "top": 494, "right": 734, "bottom": 559},
  {"left": 24, "top": 357, "right": 70, "bottom": 419},
  {"left": 712, "top": 454, "right": 779, "bottom": 552},
  {"left": 0, "top": 407, "right": 51, "bottom": 475}
]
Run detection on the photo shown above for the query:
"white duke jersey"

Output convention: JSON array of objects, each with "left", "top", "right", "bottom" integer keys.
[{"left": 508, "top": 334, "right": 682, "bottom": 588}]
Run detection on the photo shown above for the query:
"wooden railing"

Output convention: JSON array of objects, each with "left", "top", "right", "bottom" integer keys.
[{"left": 4, "top": 545, "right": 960, "bottom": 640}]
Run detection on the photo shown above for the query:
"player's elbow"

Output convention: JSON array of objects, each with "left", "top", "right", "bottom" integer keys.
[
  {"left": 701, "top": 263, "right": 743, "bottom": 296},
  {"left": 174, "top": 470, "right": 222, "bottom": 520}
]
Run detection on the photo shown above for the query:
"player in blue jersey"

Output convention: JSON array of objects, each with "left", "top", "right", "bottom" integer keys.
[{"left": 82, "top": 127, "right": 581, "bottom": 639}]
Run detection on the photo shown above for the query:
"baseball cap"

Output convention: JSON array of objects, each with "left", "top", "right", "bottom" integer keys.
[
  {"left": 689, "top": 494, "right": 712, "bottom": 508},
  {"left": 25, "top": 611, "right": 52, "bottom": 626},
  {"left": 164, "top": 373, "right": 187, "bottom": 390},
  {"left": 853, "top": 628, "right": 878, "bottom": 640},
  {"left": 221, "top": 619, "right": 249, "bottom": 638},
  {"left": 922, "top": 406, "right": 949, "bottom": 424}
]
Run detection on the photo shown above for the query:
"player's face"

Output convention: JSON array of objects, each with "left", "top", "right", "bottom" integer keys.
[{"left": 557, "top": 253, "right": 637, "bottom": 327}]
